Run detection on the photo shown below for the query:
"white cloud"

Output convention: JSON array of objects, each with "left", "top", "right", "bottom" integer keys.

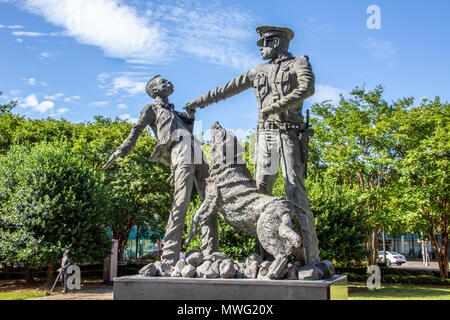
[
  {"left": 56, "top": 107, "right": 69, "bottom": 115},
  {"left": 16, "top": 38, "right": 23, "bottom": 43},
  {"left": 44, "top": 93, "right": 64, "bottom": 100},
  {"left": 9, "top": 89, "right": 22, "bottom": 96},
  {"left": 310, "top": 84, "right": 344, "bottom": 105},
  {"left": 97, "top": 72, "right": 147, "bottom": 96},
  {"left": 153, "top": 2, "right": 258, "bottom": 70},
  {"left": 363, "top": 38, "right": 397, "bottom": 59},
  {"left": 35, "top": 100, "right": 54, "bottom": 113},
  {"left": 119, "top": 113, "right": 138, "bottom": 124},
  {"left": 0, "top": 24, "right": 24, "bottom": 29},
  {"left": 43, "top": 93, "right": 80, "bottom": 103},
  {"left": 117, "top": 103, "right": 128, "bottom": 110},
  {"left": 63, "top": 96, "right": 80, "bottom": 103},
  {"left": 27, "top": 78, "right": 36, "bottom": 86},
  {"left": 21, "top": 0, "right": 168, "bottom": 63},
  {"left": 20, "top": 94, "right": 39, "bottom": 108},
  {"left": 14, "top": 0, "right": 257, "bottom": 69},
  {"left": 90, "top": 101, "right": 108, "bottom": 107},
  {"left": 38, "top": 52, "right": 50, "bottom": 59},
  {"left": 12, "top": 31, "right": 47, "bottom": 37},
  {"left": 19, "top": 93, "right": 55, "bottom": 113}
]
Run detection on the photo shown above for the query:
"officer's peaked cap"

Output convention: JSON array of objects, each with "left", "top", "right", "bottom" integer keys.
[{"left": 256, "top": 26, "right": 294, "bottom": 46}]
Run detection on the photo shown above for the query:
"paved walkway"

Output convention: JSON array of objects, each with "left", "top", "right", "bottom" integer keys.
[{"left": 29, "top": 286, "right": 113, "bottom": 300}]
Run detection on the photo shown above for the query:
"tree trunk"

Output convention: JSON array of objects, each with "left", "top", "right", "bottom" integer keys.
[
  {"left": 117, "top": 236, "right": 128, "bottom": 261},
  {"left": 429, "top": 233, "right": 448, "bottom": 280},
  {"left": 424, "top": 207, "right": 448, "bottom": 280},
  {"left": 4, "top": 263, "right": 12, "bottom": 279},
  {"left": 46, "top": 262, "right": 55, "bottom": 287},
  {"left": 116, "top": 211, "right": 136, "bottom": 261},
  {"left": 366, "top": 228, "right": 380, "bottom": 266},
  {"left": 24, "top": 263, "right": 33, "bottom": 284}
]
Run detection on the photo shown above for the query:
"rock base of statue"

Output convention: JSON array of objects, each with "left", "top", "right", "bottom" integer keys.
[{"left": 113, "top": 274, "right": 347, "bottom": 300}]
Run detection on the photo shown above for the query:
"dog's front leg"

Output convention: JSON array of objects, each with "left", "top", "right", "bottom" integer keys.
[
  {"left": 184, "top": 196, "right": 217, "bottom": 247},
  {"left": 267, "top": 256, "right": 288, "bottom": 280}
]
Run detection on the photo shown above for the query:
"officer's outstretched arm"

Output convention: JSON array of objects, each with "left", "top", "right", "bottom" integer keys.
[{"left": 185, "top": 70, "right": 255, "bottom": 110}]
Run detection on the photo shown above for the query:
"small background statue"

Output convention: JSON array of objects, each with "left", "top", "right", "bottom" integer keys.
[{"left": 58, "top": 249, "right": 72, "bottom": 294}]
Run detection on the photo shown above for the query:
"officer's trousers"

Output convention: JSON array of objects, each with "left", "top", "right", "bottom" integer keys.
[
  {"left": 161, "top": 141, "right": 219, "bottom": 267},
  {"left": 254, "top": 128, "right": 320, "bottom": 266}
]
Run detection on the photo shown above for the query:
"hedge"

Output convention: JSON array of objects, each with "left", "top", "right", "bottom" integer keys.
[{"left": 336, "top": 267, "right": 450, "bottom": 286}]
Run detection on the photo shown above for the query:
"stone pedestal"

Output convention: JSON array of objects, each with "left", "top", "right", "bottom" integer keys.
[{"left": 113, "top": 274, "right": 347, "bottom": 300}]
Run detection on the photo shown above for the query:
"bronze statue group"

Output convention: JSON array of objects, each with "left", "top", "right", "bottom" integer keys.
[{"left": 103, "top": 26, "right": 330, "bottom": 280}]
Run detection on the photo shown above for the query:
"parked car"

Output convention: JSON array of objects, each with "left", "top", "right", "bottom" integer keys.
[{"left": 377, "top": 251, "right": 407, "bottom": 266}]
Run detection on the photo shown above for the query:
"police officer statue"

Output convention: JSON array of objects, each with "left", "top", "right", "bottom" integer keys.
[{"left": 185, "top": 26, "right": 321, "bottom": 267}]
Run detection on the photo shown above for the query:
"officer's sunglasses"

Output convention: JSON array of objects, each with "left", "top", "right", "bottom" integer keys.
[{"left": 262, "top": 37, "right": 277, "bottom": 47}]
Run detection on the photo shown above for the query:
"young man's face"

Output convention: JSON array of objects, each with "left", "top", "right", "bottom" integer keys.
[{"left": 152, "top": 77, "right": 174, "bottom": 97}]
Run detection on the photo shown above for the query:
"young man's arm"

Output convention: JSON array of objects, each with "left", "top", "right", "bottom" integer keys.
[{"left": 102, "top": 104, "right": 154, "bottom": 169}]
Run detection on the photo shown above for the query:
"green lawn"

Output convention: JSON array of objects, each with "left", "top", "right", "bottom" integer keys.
[
  {"left": 0, "top": 278, "right": 102, "bottom": 300},
  {"left": 0, "top": 291, "right": 55, "bottom": 300},
  {"left": 348, "top": 282, "right": 450, "bottom": 300}
]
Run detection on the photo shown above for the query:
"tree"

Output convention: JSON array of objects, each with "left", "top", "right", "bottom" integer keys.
[
  {"left": 71, "top": 116, "right": 172, "bottom": 260},
  {"left": 0, "top": 143, "right": 112, "bottom": 282},
  {"left": 311, "top": 86, "right": 411, "bottom": 265},
  {"left": 0, "top": 112, "right": 173, "bottom": 261},
  {"left": 0, "top": 91, "right": 17, "bottom": 115},
  {"left": 392, "top": 97, "right": 449, "bottom": 279}
]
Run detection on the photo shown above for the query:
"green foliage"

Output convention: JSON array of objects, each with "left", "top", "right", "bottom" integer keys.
[
  {"left": 308, "top": 175, "right": 367, "bottom": 266},
  {"left": 0, "top": 91, "right": 17, "bottom": 115},
  {"left": 0, "top": 110, "right": 173, "bottom": 260},
  {"left": 390, "top": 97, "right": 449, "bottom": 279},
  {"left": 69, "top": 116, "right": 172, "bottom": 255},
  {"left": 0, "top": 143, "right": 111, "bottom": 266},
  {"left": 337, "top": 267, "right": 450, "bottom": 286},
  {"left": 310, "top": 86, "right": 414, "bottom": 264}
]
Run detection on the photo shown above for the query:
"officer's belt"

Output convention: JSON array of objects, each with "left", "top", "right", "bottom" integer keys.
[{"left": 258, "top": 121, "right": 305, "bottom": 131}]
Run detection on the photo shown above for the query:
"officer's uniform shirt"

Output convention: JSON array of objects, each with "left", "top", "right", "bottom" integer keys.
[{"left": 189, "top": 51, "right": 315, "bottom": 127}]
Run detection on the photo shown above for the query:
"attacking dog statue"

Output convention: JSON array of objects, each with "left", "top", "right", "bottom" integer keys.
[{"left": 185, "top": 122, "right": 305, "bottom": 279}]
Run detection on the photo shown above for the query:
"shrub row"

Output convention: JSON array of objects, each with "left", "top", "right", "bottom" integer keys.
[
  {"left": 0, "top": 262, "right": 149, "bottom": 280},
  {"left": 343, "top": 272, "right": 450, "bottom": 286},
  {"left": 336, "top": 266, "right": 444, "bottom": 278}
]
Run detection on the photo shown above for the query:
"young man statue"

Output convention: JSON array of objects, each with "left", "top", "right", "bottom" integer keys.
[{"left": 103, "top": 75, "right": 218, "bottom": 267}]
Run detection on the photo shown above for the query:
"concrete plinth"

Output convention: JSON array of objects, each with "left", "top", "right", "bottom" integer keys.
[{"left": 113, "top": 274, "right": 347, "bottom": 300}]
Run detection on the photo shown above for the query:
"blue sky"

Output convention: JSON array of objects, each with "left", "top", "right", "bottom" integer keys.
[{"left": 1, "top": 0, "right": 449, "bottom": 140}]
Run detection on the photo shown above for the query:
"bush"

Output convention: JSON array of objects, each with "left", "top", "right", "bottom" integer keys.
[
  {"left": 308, "top": 176, "right": 367, "bottom": 266},
  {"left": 0, "top": 143, "right": 112, "bottom": 271},
  {"left": 336, "top": 267, "right": 450, "bottom": 285}
]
